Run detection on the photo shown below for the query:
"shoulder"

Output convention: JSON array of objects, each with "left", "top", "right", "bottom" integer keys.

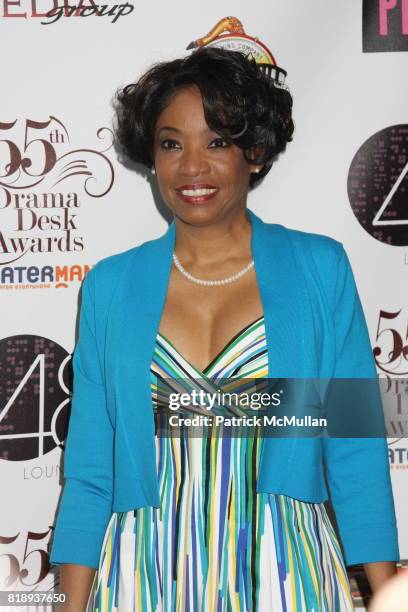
[
  {"left": 275, "top": 223, "right": 349, "bottom": 308},
  {"left": 80, "top": 238, "right": 158, "bottom": 329},
  {"left": 81, "top": 245, "right": 136, "bottom": 299},
  {"left": 93, "top": 244, "right": 139, "bottom": 280},
  {"left": 280, "top": 224, "right": 344, "bottom": 263},
  {"left": 86, "top": 234, "right": 159, "bottom": 292}
]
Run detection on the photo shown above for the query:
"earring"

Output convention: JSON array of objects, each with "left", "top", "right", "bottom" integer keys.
[{"left": 151, "top": 167, "right": 156, "bottom": 175}]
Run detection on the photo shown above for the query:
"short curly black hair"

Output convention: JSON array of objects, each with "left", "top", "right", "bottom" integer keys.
[{"left": 113, "top": 46, "right": 294, "bottom": 188}]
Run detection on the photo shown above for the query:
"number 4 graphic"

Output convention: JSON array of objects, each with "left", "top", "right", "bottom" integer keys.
[
  {"left": 0, "top": 353, "right": 71, "bottom": 455},
  {"left": 372, "top": 160, "right": 408, "bottom": 226}
]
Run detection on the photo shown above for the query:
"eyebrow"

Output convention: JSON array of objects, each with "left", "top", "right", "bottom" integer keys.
[{"left": 157, "top": 126, "right": 214, "bottom": 135}]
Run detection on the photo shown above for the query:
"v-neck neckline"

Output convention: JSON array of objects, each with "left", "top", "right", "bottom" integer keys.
[{"left": 156, "top": 315, "right": 265, "bottom": 376}]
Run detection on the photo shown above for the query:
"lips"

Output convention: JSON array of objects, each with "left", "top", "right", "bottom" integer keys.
[{"left": 175, "top": 183, "right": 219, "bottom": 204}]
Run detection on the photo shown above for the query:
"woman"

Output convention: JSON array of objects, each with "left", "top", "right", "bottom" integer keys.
[{"left": 49, "top": 46, "right": 399, "bottom": 610}]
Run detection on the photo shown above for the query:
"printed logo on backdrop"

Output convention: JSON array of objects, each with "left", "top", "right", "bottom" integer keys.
[
  {"left": 0, "top": 117, "right": 114, "bottom": 288},
  {"left": 363, "top": 0, "right": 408, "bottom": 52},
  {"left": 372, "top": 307, "right": 408, "bottom": 466},
  {"left": 388, "top": 438, "right": 408, "bottom": 469},
  {"left": 0, "top": 335, "right": 71, "bottom": 462},
  {"left": 0, "top": 336, "right": 71, "bottom": 590},
  {"left": 347, "top": 124, "right": 408, "bottom": 246},
  {"left": 1, "top": 0, "right": 134, "bottom": 24}
]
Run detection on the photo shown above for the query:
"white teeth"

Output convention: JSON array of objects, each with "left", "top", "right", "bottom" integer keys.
[{"left": 180, "top": 188, "right": 217, "bottom": 196}]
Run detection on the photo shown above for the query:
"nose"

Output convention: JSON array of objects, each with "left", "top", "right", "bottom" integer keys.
[{"left": 178, "top": 144, "right": 211, "bottom": 177}]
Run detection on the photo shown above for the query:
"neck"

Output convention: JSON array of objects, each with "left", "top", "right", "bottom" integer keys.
[{"left": 172, "top": 207, "right": 252, "bottom": 266}]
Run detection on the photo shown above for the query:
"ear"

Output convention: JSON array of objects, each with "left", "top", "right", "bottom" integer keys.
[
  {"left": 247, "top": 144, "right": 264, "bottom": 174},
  {"left": 250, "top": 165, "right": 264, "bottom": 174}
]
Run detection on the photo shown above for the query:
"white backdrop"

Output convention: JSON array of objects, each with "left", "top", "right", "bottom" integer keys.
[{"left": 1, "top": 1, "right": 407, "bottom": 610}]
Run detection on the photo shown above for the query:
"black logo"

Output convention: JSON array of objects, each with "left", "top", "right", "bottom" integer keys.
[
  {"left": 348, "top": 124, "right": 408, "bottom": 246},
  {"left": 0, "top": 335, "right": 71, "bottom": 461}
]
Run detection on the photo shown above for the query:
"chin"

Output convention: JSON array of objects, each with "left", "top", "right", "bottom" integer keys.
[{"left": 172, "top": 205, "right": 222, "bottom": 225}]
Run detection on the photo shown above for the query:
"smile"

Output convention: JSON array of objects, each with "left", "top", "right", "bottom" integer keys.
[
  {"left": 175, "top": 187, "right": 219, "bottom": 203},
  {"left": 180, "top": 188, "right": 217, "bottom": 196}
]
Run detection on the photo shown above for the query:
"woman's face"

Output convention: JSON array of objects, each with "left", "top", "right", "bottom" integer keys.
[{"left": 153, "top": 85, "right": 262, "bottom": 225}]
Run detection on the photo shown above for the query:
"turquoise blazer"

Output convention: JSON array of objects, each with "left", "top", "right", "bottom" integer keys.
[{"left": 50, "top": 208, "right": 399, "bottom": 569}]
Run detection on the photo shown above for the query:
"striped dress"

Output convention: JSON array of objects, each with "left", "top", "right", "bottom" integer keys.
[{"left": 86, "top": 316, "right": 354, "bottom": 611}]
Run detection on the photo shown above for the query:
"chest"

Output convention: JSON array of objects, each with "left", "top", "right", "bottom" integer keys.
[{"left": 157, "top": 267, "right": 264, "bottom": 372}]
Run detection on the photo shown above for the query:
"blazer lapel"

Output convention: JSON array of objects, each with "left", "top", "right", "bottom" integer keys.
[
  {"left": 248, "top": 208, "right": 306, "bottom": 379},
  {"left": 248, "top": 209, "right": 308, "bottom": 486},
  {"left": 108, "top": 222, "right": 176, "bottom": 504}
]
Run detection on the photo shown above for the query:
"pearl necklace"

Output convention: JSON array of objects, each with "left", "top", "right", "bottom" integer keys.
[{"left": 172, "top": 253, "right": 254, "bottom": 286}]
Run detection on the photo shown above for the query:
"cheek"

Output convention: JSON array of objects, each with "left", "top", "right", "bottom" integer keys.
[
  {"left": 223, "top": 159, "right": 251, "bottom": 188},
  {"left": 229, "top": 149, "right": 251, "bottom": 174},
  {"left": 154, "top": 160, "right": 175, "bottom": 186}
]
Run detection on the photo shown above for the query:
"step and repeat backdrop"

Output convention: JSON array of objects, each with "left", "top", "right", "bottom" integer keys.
[{"left": 1, "top": 1, "right": 407, "bottom": 610}]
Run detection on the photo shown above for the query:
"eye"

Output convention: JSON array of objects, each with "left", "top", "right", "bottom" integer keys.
[
  {"left": 209, "top": 137, "right": 230, "bottom": 148},
  {"left": 160, "top": 139, "right": 180, "bottom": 150}
]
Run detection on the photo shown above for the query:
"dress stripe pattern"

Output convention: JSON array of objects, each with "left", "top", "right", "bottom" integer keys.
[{"left": 86, "top": 316, "right": 354, "bottom": 611}]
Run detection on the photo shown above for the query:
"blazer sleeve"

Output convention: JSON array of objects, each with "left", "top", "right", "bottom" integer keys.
[
  {"left": 321, "top": 243, "right": 400, "bottom": 566},
  {"left": 49, "top": 263, "right": 113, "bottom": 569}
]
